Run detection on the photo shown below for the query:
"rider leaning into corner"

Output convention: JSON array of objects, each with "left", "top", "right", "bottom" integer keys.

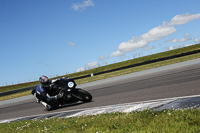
[{"left": 32, "top": 75, "right": 64, "bottom": 111}]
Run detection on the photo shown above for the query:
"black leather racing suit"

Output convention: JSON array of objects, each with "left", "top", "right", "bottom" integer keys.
[{"left": 35, "top": 83, "right": 58, "bottom": 104}]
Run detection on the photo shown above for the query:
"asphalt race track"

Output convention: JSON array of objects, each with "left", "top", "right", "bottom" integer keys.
[{"left": 0, "top": 59, "right": 200, "bottom": 121}]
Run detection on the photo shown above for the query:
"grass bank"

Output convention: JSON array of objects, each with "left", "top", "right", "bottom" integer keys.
[{"left": 1, "top": 109, "right": 200, "bottom": 132}]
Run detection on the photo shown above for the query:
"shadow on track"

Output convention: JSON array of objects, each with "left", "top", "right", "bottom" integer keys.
[{"left": 49, "top": 100, "right": 95, "bottom": 111}]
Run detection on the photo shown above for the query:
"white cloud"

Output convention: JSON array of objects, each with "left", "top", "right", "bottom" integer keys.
[
  {"left": 99, "top": 56, "right": 105, "bottom": 61},
  {"left": 185, "top": 33, "right": 190, "bottom": 37},
  {"left": 72, "top": 0, "right": 94, "bottom": 11},
  {"left": 166, "top": 33, "right": 191, "bottom": 43},
  {"left": 143, "top": 46, "right": 154, "bottom": 50},
  {"left": 77, "top": 61, "right": 101, "bottom": 72},
  {"left": 98, "top": 55, "right": 109, "bottom": 61},
  {"left": 185, "top": 44, "right": 193, "bottom": 47},
  {"left": 111, "top": 24, "right": 176, "bottom": 57},
  {"left": 110, "top": 12, "right": 200, "bottom": 58},
  {"left": 195, "top": 38, "right": 200, "bottom": 43},
  {"left": 168, "top": 12, "right": 200, "bottom": 26},
  {"left": 77, "top": 67, "right": 85, "bottom": 72},
  {"left": 117, "top": 24, "right": 176, "bottom": 53},
  {"left": 170, "top": 38, "right": 188, "bottom": 43},
  {"left": 141, "top": 25, "right": 176, "bottom": 42},
  {"left": 111, "top": 50, "right": 124, "bottom": 57},
  {"left": 67, "top": 42, "right": 76, "bottom": 47},
  {"left": 167, "top": 44, "right": 186, "bottom": 51},
  {"left": 117, "top": 39, "right": 148, "bottom": 53},
  {"left": 85, "top": 61, "right": 100, "bottom": 69},
  {"left": 168, "top": 46, "right": 175, "bottom": 50}
]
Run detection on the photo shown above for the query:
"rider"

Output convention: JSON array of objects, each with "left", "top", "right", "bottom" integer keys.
[{"left": 34, "top": 75, "right": 63, "bottom": 111}]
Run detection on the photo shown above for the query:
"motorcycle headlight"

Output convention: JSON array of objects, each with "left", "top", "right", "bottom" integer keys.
[{"left": 68, "top": 82, "right": 74, "bottom": 88}]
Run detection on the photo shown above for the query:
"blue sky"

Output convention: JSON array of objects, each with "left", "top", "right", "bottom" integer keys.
[{"left": 1, "top": 0, "right": 200, "bottom": 86}]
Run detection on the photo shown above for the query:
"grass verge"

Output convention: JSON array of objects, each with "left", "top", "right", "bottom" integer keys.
[
  {"left": 1, "top": 109, "right": 200, "bottom": 132},
  {"left": 0, "top": 90, "right": 32, "bottom": 101},
  {"left": 1, "top": 52, "right": 200, "bottom": 101}
]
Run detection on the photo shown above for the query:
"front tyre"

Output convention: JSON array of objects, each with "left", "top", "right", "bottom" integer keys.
[{"left": 77, "top": 89, "right": 92, "bottom": 103}]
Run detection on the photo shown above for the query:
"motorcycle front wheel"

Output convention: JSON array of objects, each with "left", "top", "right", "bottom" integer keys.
[{"left": 77, "top": 89, "right": 92, "bottom": 103}]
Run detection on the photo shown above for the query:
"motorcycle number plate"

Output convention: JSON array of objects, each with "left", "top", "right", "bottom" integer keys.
[{"left": 68, "top": 82, "right": 74, "bottom": 88}]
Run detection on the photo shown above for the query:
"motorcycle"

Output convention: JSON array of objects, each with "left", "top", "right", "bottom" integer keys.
[{"left": 31, "top": 77, "right": 92, "bottom": 110}]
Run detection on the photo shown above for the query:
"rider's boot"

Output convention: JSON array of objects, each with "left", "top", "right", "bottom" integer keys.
[{"left": 40, "top": 101, "right": 52, "bottom": 111}]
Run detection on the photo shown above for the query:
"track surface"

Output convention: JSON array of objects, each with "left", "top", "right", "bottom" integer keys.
[{"left": 0, "top": 59, "right": 200, "bottom": 120}]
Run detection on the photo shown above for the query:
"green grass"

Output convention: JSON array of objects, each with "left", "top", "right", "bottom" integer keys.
[
  {"left": 0, "top": 90, "right": 32, "bottom": 101},
  {"left": 1, "top": 109, "right": 200, "bottom": 132},
  {"left": 0, "top": 81, "right": 39, "bottom": 93}
]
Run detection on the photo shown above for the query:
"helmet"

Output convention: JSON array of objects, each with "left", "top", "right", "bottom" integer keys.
[{"left": 39, "top": 76, "right": 50, "bottom": 88}]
